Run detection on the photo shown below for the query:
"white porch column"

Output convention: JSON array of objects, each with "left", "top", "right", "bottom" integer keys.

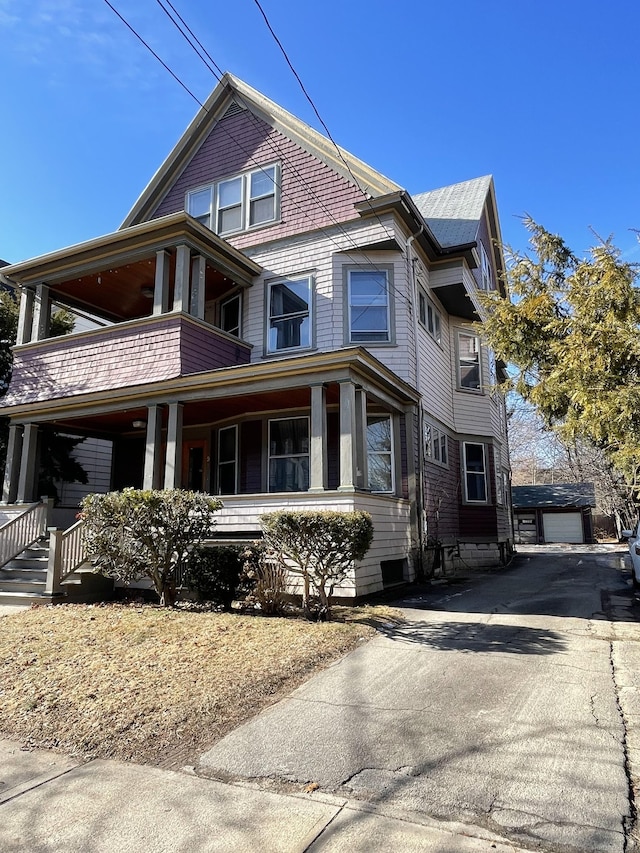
[
  {"left": 153, "top": 249, "right": 171, "bottom": 315},
  {"left": 173, "top": 245, "right": 191, "bottom": 313},
  {"left": 17, "top": 423, "right": 39, "bottom": 503},
  {"left": 190, "top": 254, "right": 206, "bottom": 320},
  {"left": 17, "top": 289, "right": 35, "bottom": 345},
  {"left": 31, "top": 284, "right": 50, "bottom": 342},
  {"left": 355, "top": 387, "right": 368, "bottom": 490},
  {"left": 2, "top": 424, "right": 23, "bottom": 503},
  {"left": 164, "top": 403, "right": 183, "bottom": 489},
  {"left": 309, "top": 384, "right": 327, "bottom": 492},
  {"left": 143, "top": 405, "right": 164, "bottom": 490},
  {"left": 338, "top": 380, "right": 357, "bottom": 492}
]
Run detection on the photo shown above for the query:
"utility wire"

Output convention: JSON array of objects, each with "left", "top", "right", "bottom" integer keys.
[
  {"left": 103, "top": 0, "right": 204, "bottom": 107},
  {"left": 153, "top": 0, "right": 402, "bottom": 290},
  {"left": 251, "top": 0, "right": 396, "bottom": 237},
  {"left": 103, "top": 0, "right": 414, "bottom": 311},
  {"left": 154, "top": 0, "right": 225, "bottom": 79}
]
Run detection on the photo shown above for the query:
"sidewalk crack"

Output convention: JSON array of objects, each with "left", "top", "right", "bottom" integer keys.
[{"left": 609, "top": 640, "right": 637, "bottom": 852}]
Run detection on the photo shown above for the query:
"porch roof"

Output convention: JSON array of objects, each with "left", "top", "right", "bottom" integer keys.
[
  {"left": 0, "top": 212, "right": 262, "bottom": 289},
  {"left": 3, "top": 347, "right": 420, "bottom": 426}
]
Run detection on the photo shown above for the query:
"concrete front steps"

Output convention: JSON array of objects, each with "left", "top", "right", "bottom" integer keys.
[{"left": 0, "top": 539, "right": 113, "bottom": 607}]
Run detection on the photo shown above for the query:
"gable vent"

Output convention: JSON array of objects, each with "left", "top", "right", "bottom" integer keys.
[{"left": 221, "top": 101, "right": 246, "bottom": 120}]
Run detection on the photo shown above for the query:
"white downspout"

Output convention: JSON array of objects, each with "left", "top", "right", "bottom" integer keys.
[{"left": 405, "top": 225, "right": 426, "bottom": 575}]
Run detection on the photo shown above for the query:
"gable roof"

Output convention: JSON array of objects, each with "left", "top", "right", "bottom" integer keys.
[
  {"left": 512, "top": 483, "right": 596, "bottom": 510},
  {"left": 411, "top": 175, "right": 493, "bottom": 248},
  {"left": 122, "top": 73, "right": 402, "bottom": 229}
]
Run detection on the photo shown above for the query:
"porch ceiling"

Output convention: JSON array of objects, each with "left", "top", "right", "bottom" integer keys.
[
  {"left": 39, "top": 386, "right": 342, "bottom": 436},
  {"left": 53, "top": 258, "right": 234, "bottom": 323},
  {"left": 0, "top": 213, "right": 262, "bottom": 321}
]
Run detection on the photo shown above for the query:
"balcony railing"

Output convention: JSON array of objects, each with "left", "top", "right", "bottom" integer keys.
[{"left": 3, "top": 313, "right": 252, "bottom": 407}]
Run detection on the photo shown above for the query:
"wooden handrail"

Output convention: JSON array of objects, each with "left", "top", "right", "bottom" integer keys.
[
  {"left": 46, "top": 520, "right": 87, "bottom": 596},
  {"left": 0, "top": 501, "right": 50, "bottom": 568}
]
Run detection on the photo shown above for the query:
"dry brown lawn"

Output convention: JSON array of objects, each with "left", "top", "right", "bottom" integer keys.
[{"left": 0, "top": 602, "right": 400, "bottom": 767}]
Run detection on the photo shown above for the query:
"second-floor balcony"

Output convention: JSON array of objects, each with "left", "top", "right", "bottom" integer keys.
[
  {"left": 3, "top": 313, "right": 252, "bottom": 407},
  {"left": 0, "top": 212, "right": 261, "bottom": 407}
]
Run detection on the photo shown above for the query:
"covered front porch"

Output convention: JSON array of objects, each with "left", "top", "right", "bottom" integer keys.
[{"left": 1, "top": 349, "right": 421, "bottom": 597}]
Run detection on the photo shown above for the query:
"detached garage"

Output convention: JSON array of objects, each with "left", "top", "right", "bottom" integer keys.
[{"left": 512, "top": 483, "right": 596, "bottom": 545}]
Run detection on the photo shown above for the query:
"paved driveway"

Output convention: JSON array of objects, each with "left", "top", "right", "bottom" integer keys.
[{"left": 199, "top": 546, "right": 639, "bottom": 853}]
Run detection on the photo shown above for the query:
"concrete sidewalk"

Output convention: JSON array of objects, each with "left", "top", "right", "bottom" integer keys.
[{"left": 0, "top": 739, "right": 527, "bottom": 852}]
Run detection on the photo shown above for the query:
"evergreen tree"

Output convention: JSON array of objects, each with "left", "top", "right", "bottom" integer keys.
[{"left": 480, "top": 219, "right": 640, "bottom": 493}]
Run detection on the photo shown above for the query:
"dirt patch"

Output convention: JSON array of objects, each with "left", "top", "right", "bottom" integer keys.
[{"left": 0, "top": 602, "right": 393, "bottom": 767}]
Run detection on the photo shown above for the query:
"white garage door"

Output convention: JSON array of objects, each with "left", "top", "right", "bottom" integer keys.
[{"left": 542, "top": 512, "right": 584, "bottom": 544}]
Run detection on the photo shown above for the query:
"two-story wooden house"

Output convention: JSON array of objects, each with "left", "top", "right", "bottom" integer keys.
[{"left": 0, "top": 73, "right": 512, "bottom": 602}]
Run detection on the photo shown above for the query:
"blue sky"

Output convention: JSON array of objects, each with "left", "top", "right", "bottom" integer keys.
[{"left": 1, "top": 0, "right": 639, "bottom": 265}]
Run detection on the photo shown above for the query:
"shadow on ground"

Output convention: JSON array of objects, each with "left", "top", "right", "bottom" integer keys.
[{"left": 379, "top": 619, "right": 566, "bottom": 655}]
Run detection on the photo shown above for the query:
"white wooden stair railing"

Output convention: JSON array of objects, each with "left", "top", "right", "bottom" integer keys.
[
  {"left": 0, "top": 499, "right": 52, "bottom": 568},
  {"left": 46, "top": 520, "right": 87, "bottom": 596}
]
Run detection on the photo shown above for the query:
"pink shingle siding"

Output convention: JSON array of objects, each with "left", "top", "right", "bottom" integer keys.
[
  {"left": 3, "top": 316, "right": 250, "bottom": 406},
  {"left": 179, "top": 320, "right": 250, "bottom": 375},
  {"left": 152, "top": 111, "right": 364, "bottom": 248}
]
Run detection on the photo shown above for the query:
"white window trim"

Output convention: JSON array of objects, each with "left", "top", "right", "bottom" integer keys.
[
  {"left": 267, "top": 416, "right": 310, "bottom": 493},
  {"left": 424, "top": 419, "right": 448, "bottom": 468},
  {"left": 418, "top": 288, "right": 442, "bottom": 344},
  {"left": 344, "top": 265, "right": 394, "bottom": 345},
  {"left": 219, "top": 292, "right": 242, "bottom": 338},
  {"left": 480, "top": 242, "right": 493, "bottom": 291},
  {"left": 462, "top": 441, "right": 488, "bottom": 504},
  {"left": 456, "top": 329, "right": 483, "bottom": 393},
  {"left": 367, "top": 414, "right": 394, "bottom": 494},
  {"left": 494, "top": 444, "right": 504, "bottom": 505},
  {"left": 265, "top": 274, "right": 313, "bottom": 355},
  {"left": 186, "top": 162, "right": 280, "bottom": 237},
  {"left": 217, "top": 424, "right": 238, "bottom": 495}
]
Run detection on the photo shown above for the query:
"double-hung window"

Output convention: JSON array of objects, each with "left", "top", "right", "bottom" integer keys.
[
  {"left": 424, "top": 420, "right": 448, "bottom": 466},
  {"left": 347, "top": 268, "right": 391, "bottom": 343},
  {"left": 463, "top": 442, "right": 487, "bottom": 502},
  {"left": 187, "top": 164, "right": 279, "bottom": 236},
  {"left": 267, "top": 276, "right": 312, "bottom": 353},
  {"left": 418, "top": 290, "right": 442, "bottom": 344},
  {"left": 367, "top": 415, "right": 393, "bottom": 492},
  {"left": 217, "top": 425, "right": 238, "bottom": 494},
  {"left": 268, "top": 417, "right": 309, "bottom": 492},
  {"left": 457, "top": 331, "right": 481, "bottom": 391}
]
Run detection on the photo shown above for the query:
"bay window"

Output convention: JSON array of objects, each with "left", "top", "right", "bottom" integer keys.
[
  {"left": 268, "top": 417, "right": 309, "bottom": 492},
  {"left": 347, "top": 267, "right": 392, "bottom": 343},
  {"left": 463, "top": 442, "right": 487, "bottom": 503},
  {"left": 425, "top": 420, "right": 448, "bottom": 466},
  {"left": 367, "top": 415, "right": 393, "bottom": 492},
  {"left": 267, "top": 276, "right": 312, "bottom": 353},
  {"left": 217, "top": 425, "right": 238, "bottom": 494},
  {"left": 457, "top": 331, "right": 481, "bottom": 391}
]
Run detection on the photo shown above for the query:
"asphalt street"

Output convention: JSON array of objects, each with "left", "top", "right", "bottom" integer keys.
[{"left": 200, "top": 545, "right": 640, "bottom": 853}]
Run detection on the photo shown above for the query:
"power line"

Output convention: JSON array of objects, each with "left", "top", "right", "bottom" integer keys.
[
  {"left": 103, "top": 0, "right": 414, "bottom": 311},
  {"left": 250, "top": 0, "right": 396, "bottom": 237},
  {"left": 103, "top": 0, "right": 204, "bottom": 107},
  {"left": 151, "top": 0, "right": 400, "bottom": 278},
  {"left": 151, "top": 0, "right": 401, "bottom": 279},
  {"left": 154, "top": 0, "right": 225, "bottom": 80}
]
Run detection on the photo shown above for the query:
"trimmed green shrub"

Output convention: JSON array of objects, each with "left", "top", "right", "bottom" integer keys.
[
  {"left": 81, "top": 488, "right": 222, "bottom": 606},
  {"left": 261, "top": 510, "right": 374, "bottom": 618},
  {"left": 184, "top": 544, "right": 244, "bottom": 610}
]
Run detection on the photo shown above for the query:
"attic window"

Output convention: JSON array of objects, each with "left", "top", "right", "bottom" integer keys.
[{"left": 187, "top": 163, "right": 280, "bottom": 236}]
